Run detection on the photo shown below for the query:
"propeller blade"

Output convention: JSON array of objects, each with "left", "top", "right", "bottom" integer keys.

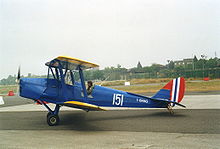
[
  {"left": 16, "top": 66, "right": 21, "bottom": 95},
  {"left": 17, "top": 66, "right": 21, "bottom": 81}
]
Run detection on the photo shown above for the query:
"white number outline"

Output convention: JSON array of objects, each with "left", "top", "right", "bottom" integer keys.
[{"left": 112, "top": 94, "right": 124, "bottom": 106}]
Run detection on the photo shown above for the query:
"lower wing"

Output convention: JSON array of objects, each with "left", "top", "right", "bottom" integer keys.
[{"left": 61, "top": 101, "right": 107, "bottom": 111}]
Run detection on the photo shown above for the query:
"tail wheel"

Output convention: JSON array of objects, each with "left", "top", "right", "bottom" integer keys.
[
  {"left": 167, "top": 104, "right": 174, "bottom": 115},
  {"left": 47, "top": 114, "right": 60, "bottom": 126}
]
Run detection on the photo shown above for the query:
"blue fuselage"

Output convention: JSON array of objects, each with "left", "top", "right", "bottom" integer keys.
[{"left": 20, "top": 78, "right": 167, "bottom": 109}]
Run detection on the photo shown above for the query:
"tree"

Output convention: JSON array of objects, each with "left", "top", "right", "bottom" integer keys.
[
  {"left": 193, "top": 55, "right": 198, "bottom": 62},
  {"left": 196, "top": 59, "right": 205, "bottom": 69},
  {"left": 174, "top": 66, "right": 185, "bottom": 77},
  {"left": 92, "top": 70, "right": 104, "bottom": 80},
  {"left": 206, "top": 58, "right": 217, "bottom": 68},
  {"left": 167, "top": 61, "right": 174, "bottom": 69},
  {"left": 0, "top": 75, "right": 16, "bottom": 85},
  {"left": 137, "top": 61, "right": 142, "bottom": 69},
  {"left": 117, "top": 64, "right": 121, "bottom": 69}
]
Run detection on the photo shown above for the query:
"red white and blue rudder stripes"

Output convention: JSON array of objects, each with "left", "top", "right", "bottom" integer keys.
[
  {"left": 163, "top": 77, "right": 185, "bottom": 106},
  {"left": 152, "top": 77, "right": 185, "bottom": 107}
]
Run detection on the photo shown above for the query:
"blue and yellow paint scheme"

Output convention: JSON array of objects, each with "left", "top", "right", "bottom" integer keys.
[{"left": 19, "top": 56, "right": 186, "bottom": 126}]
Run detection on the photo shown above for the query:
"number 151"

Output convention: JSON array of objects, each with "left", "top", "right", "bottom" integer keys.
[{"left": 112, "top": 94, "right": 124, "bottom": 106}]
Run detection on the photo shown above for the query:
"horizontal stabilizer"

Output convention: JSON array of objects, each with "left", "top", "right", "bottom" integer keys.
[
  {"left": 63, "top": 101, "right": 107, "bottom": 111},
  {"left": 127, "top": 92, "right": 185, "bottom": 108},
  {"left": 150, "top": 97, "right": 186, "bottom": 108}
]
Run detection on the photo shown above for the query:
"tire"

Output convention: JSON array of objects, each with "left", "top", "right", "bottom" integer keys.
[
  {"left": 47, "top": 112, "right": 53, "bottom": 118},
  {"left": 47, "top": 114, "right": 60, "bottom": 126},
  {"left": 47, "top": 112, "right": 52, "bottom": 118}
]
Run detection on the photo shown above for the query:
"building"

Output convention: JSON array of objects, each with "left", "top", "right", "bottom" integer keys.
[{"left": 174, "top": 58, "right": 194, "bottom": 67}]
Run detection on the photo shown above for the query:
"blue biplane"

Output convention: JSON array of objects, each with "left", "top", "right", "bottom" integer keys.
[{"left": 19, "top": 56, "right": 186, "bottom": 126}]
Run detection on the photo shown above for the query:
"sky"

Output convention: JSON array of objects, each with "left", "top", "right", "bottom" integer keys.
[{"left": 0, "top": 0, "right": 220, "bottom": 79}]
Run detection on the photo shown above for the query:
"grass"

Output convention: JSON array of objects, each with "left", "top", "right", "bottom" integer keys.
[
  {"left": 111, "top": 80, "right": 220, "bottom": 94},
  {"left": 96, "top": 80, "right": 125, "bottom": 86},
  {"left": 0, "top": 85, "right": 17, "bottom": 95},
  {"left": 186, "top": 81, "right": 220, "bottom": 92},
  {"left": 97, "top": 78, "right": 217, "bottom": 86},
  {"left": 112, "top": 84, "right": 163, "bottom": 94},
  {"left": 96, "top": 78, "right": 173, "bottom": 86},
  {"left": 130, "top": 78, "right": 173, "bottom": 84}
]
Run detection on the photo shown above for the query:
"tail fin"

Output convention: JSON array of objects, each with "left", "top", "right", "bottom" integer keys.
[{"left": 152, "top": 77, "right": 185, "bottom": 106}]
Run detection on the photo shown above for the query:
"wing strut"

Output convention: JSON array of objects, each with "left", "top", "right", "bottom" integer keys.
[{"left": 78, "top": 66, "right": 88, "bottom": 100}]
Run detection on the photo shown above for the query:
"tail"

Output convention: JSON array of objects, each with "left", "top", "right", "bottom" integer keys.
[{"left": 152, "top": 77, "right": 185, "bottom": 107}]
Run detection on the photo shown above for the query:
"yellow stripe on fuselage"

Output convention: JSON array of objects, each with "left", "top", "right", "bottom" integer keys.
[{"left": 64, "top": 101, "right": 106, "bottom": 111}]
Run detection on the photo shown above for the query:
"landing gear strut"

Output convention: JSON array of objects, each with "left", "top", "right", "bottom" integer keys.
[
  {"left": 38, "top": 100, "right": 61, "bottom": 126},
  {"left": 167, "top": 104, "right": 174, "bottom": 115}
]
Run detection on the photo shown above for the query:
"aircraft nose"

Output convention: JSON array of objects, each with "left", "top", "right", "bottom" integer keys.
[
  {"left": 19, "top": 78, "right": 47, "bottom": 100},
  {"left": 19, "top": 78, "right": 25, "bottom": 96}
]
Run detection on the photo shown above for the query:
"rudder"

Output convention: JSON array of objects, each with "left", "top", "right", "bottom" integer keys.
[{"left": 152, "top": 77, "right": 185, "bottom": 106}]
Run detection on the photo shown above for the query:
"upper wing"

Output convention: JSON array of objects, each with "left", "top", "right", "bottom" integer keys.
[
  {"left": 62, "top": 100, "right": 107, "bottom": 111},
  {"left": 46, "top": 56, "right": 99, "bottom": 70}
]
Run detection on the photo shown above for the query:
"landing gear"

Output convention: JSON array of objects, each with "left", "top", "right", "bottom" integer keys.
[
  {"left": 38, "top": 100, "right": 61, "bottom": 126},
  {"left": 45, "top": 104, "right": 60, "bottom": 126},
  {"left": 167, "top": 104, "right": 174, "bottom": 115}
]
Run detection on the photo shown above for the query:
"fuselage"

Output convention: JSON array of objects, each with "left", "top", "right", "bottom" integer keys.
[{"left": 20, "top": 78, "right": 167, "bottom": 109}]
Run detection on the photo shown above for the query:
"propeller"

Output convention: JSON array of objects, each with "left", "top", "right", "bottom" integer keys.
[
  {"left": 16, "top": 66, "right": 21, "bottom": 95},
  {"left": 16, "top": 66, "right": 21, "bottom": 82}
]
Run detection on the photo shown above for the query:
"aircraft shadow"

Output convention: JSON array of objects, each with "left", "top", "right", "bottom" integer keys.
[
  {"left": 59, "top": 110, "right": 187, "bottom": 131},
  {"left": 60, "top": 112, "right": 101, "bottom": 131}
]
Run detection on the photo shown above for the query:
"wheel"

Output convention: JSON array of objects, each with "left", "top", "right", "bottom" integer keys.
[
  {"left": 47, "top": 112, "right": 52, "bottom": 118},
  {"left": 47, "top": 114, "right": 60, "bottom": 126},
  {"left": 167, "top": 104, "right": 174, "bottom": 115}
]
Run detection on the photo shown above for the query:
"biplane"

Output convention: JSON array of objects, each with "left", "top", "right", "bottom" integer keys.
[{"left": 18, "top": 56, "right": 186, "bottom": 126}]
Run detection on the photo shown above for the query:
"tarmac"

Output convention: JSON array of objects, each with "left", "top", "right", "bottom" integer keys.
[{"left": 0, "top": 94, "right": 220, "bottom": 149}]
